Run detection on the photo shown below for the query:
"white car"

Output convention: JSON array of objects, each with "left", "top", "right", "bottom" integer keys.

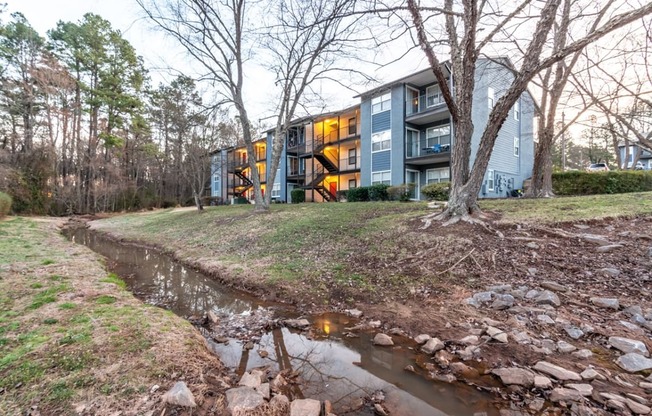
[{"left": 635, "top": 161, "right": 644, "bottom": 170}]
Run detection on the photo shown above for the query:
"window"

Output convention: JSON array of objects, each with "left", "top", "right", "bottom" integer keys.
[
  {"left": 514, "top": 101, "right": 520, "bottom": 120},
  {"left": 348, "top": 148, "right": 357, "bottom": 165},
  {"left": 299, "top": 158, "right": 305, "bottom": 174},
  {"left": 426, "top": 168, "right": 449, "bottom": 184},
  {"left": 487, "top": 169, "right": 495, "bottom": 191},
  {"left": 213, "top": 173, "right": 220, "bottom": 183},
  {"left": 348, "top": 117, "right": 357, "bottom": 136},
  {"left": 426, "top": 84, "right": 443, "bottom": 107},
  {"left": 372, "top": 171, "right": 391, "bottom": 185},
  {"left": 349, "top": 179, "right": 356, "bottom": 189},
  {"left": 426, "top": 125, "right": 451, "bottom": 147},
  {"left": 514, "top": 136, "right": 520, "bottom": 157},
  {"left": 372, "top": 130, "right": 391, "bottom": 152},
  {"left": 271, "top": 183, "right": 280, "bottom": 198},
  {"left": 488, "top": 87, "right": 495, "bottom": 109},
  {"left": 371, "top": 93, "right": 391, "bottom": 114}
]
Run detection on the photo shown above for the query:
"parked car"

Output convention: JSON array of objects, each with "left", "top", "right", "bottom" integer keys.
[
  {"left": 586, "top": 163, "right": 609, "bottom": 172},
  {"left": 635, "top": 161, "right": 645, "bottom": 170}
]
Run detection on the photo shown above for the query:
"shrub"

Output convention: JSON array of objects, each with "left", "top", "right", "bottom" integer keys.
[
  {"left": 0, "top": 192, "right": 12, "bottom": 217},
  {"left": 387, "top": 183, "right": 416, "bottom": 201},
  {"left": 552, "top": 171, "right": 652, "bottom": 196},
  {"left": 421, "top": 182, "right": 450, "bottom": 201},
  {"left": 290, "top": 188, "right": 305, "bottom": 203},
  {"left": 368, "top": 184, "right": 390, "bottom": 201},
  {"left": 347, "top": 187, "right": 369, "bottom": 202},
  {"left": 335, "top": 190, "right": 348, "bottom": 202}
]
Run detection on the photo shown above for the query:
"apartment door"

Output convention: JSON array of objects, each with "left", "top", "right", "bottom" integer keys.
[
  {"left": 329, "top": 181, "right": 337, "bottom": 196},
  {"left": 406, "top": 170, "right": 419, "bottom": 200},
  {"left": 407, "top": 87, "right": 419, "bottom": 115},
  {"left": 406, "top": 129, "right": 420, "bottom": 158}
]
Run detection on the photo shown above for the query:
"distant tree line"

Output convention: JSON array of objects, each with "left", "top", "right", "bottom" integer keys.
[{"left": 0, "top": 12, "right": 239, "bottom": 215}]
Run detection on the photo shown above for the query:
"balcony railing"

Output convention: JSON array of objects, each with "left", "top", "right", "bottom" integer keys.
[
  {"left": 406, "top": 93, "right": 448, "bottom": 117},
  {"left": 406, "top": 135, "right": 451, "bottom": 158},
  {"left": 339, "top": 156, "right": 361, "bottom": 170}
]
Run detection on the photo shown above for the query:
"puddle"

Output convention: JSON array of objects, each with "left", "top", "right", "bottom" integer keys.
[{"left": 67, "top": 227, "right": 499, "bottom": 415}]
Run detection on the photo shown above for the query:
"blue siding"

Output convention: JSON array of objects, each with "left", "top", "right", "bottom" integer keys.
[
  {"left": 372, "top": 150, "right": 391, "bottom": 172},
  {"left": 372, "top": 111, "right": 391, "bottom": 133},
  {"left": 390, "top": 84, "right": 405, "bottom": 185},
  {"left": 360, "top": 101, "right": 372, "bottom": 186}
]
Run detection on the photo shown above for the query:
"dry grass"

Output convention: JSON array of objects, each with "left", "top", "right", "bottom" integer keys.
[{"left": 0, "top": 217, "right": 227, "bottom": 415}]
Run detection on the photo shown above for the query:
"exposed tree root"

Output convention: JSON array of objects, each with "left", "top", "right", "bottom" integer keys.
[{"left": 421, "top": 208, "right": 504, "bottom": 239}]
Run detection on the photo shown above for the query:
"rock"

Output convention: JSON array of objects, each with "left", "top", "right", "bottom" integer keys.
[
  {"left": 290, "top": 399, "right": 321, "bottom": 416},
  {"left": 537, "top": 314, "right": 555, "bottom": 325},
  {"left": 600, "top": 267, "right": 621, "bottom": 277},
  {"left": 626, "top": 394, "right": 648, "bottom": 406},
  {"left": 511, "top": 331, "right": 532, "bottom": 344},
  {"left": 529, "top": 398, "right": 545, "bottom": 411},
  {"left": 564, "top": 325, "right": 584, "bottom": 340},
  {"left": 481, "top": 317, "right": 503, "bottom": 327},
  {"left": 640, "top": 382, "right": 652, "bottom": 390},
  {"left": 541, "top": 339, "right": 556, "bottom": 351},
  {"left": 433, "top": 373, "right": 457, "bottom": 383},
  {"left": 270, "top": 394, "right": 290, "bottom": 411},
  {"left": 534, "top": 375, "right": 552, "bottom": 389},
  {"left": 226, "top": 386, "right": 264, "bottom": 413},
  {"left": 590, "top": 297, "right": 620, "bottom": 310},
  {"left": 491, "top": 367, "right": 535, "bottom": 387},
  {"left": 434, "top": 350, "right": 454, "bottom": 367},
  {"left": 581, "top": 234, "right": 610, "bottom": 245},
  {"left": 270, "top": 374, "right": 287, "bottom": 392},
  {"left": 207, "top": 311, "right": 220, "bottom": 324},
  {"left": 626, "top": 399, "right": 652, "bottom": 415},
  {"left": 616, "top": 353, "right": 652, "bottom": 372},
  {"left": 243, "top": 341, "right": 254, "bottom": 350},
  {"left": 488, "top": 284, "right": 512, "bottom": 293},
  {"left": 550, "top": 387, "right": 584, "bottom": 402},
  {"left": 500, "top": 410, "right": 529, "bottom": 416},
  {"left": 596, "top": 244, "right": 623, "bottom": 253},
  {"left": 621, "top": 320, "right": 644, "bottom": 332},
  {"left": 624, "top": 305, "right": 644, "bottom": 318},
  {"left": 473, "top": 291, "right": 494, "bottom": 304},
  {"left": 606, "top": 400, "right": 629, "bottom": 412},
  {"left": 527, "top": 268, "right": 538, "bottom": 277},
  {"left": 491, "top": 294, "right": 515, "bottom": 310},
  {"left": 458, "top": 346, "right": 479, "bottom": 360},
  {"left": 257, "top": 349, "right": 269, "bottom": 358},
  {"left": 566, "top": 383, "right": 593, "bottom": 396},
  {"left": 368, "top": 320, "right": 382, "bottom": 328},
  {"left": 486, "top": 326, "right": 508, "bottom": 343},
  {"left": 458, "top": 335, "right": 479, "bottom": 345},
  {"left": 533, "top": 361, "right": 582, "bottom": 381},
  {"left": 573, "top": 224, "right": 590, "bottom": 230},
  {"left": 256, "top": 383, "right": 270, "bottom": 400},
  {"left": 374, "top": 403, "right": 389, "bottom": 416},
  {"left": 162, "top": 382, "right": 197, "bottom": 407},
  {"left": 535, "top": 290, "right": 561, "bottom": 307},
  {"left": 557, "top": 341, "right": 577, "bottom": 353},
  {"left": 526, "top": 242, "right": 539, "bottom": 249},
  {"left": 525, "top": 289, "right": 540, "bottom": 299},
  {"left": 609, "top": 336, "right": 649, "bottom": 357},
  {"left": 285, "top": 319, "right": 311, "bottom": 329},
  {"left": 450, "top": 362, "right": 479, "bottom": 378},
  {"left": 580, "top": 368, "right": 599, "bottom": 381},
  {"left": 345, "top": 308, "right": 363, "bottom": 318},
  {"left": 414, "top": 334, "right": 431, "bottom": 344},
  {"left": 238, "top": 370, "right": 263, "bottom": 388},
  {"left": 572, "top": 349, "right": 593, "bottom": 359},
  {"left": 150, "top": 384, "right": 160, "bottom": 393},
  {"left": 373, "top": 333, "right": 394, "bottom": 346},
  {"left": 421, "top": 337, "right": 444, "bottom": 354},
  {"left": 541, "top": 281, "right": 568, "bottom": 292}
]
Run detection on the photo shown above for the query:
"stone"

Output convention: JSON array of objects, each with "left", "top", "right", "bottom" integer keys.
[
  {"left": 534, "top": 375, "right": 552, "bottom": 389},
  {"left": 458, "top": 346, "right": 479, "bottom": 360},
  {"left": 434, "top": 350, "right": 454, "bottom": 367},
  {"left": 488, "top": 284, "right": 512, "bottom": 293},
  {"left": 414, "top": 334, "right": 431, "bottom": 344},
  {"left": 535, "top": 290, "right": 561, "bottom": 307},
  {"left": 580, "top": 368, "right": 599, "bottom": 381},
  {"left": 616, "top": 353, "right": 652, "bottom": 372},
  {"left": 537, "top": 314, "right": 555, "bottom": 324},
  {"left": 270, "top": 374, "right": 287, "bottom": 392},
  {"left": 368, "top": 320, "right": 381, "bottom": 328},
  {"left": 285, "top": 319, "right": 310, "bottom": 329},
  {"left": 256, "top": 383, "right": 270, "bottom": 400},
  {"left": 345, "top": 308, "right": 363, "bottom": 318},
  {"left": 626, "top": 399, "right": 652, "bottom": 415},
  {"left": 581, "top": 234, "right": 610, "bottom": 245},
  {"left": 609, "top": 336, "right": 649, "bottom": 357},
  {"left": 557, "top": 341, "right": 577, "bottom": 353},
  {"left": 373, "top": 333, "right": 394, "bottom": 346},
  {"left": 621, "top": 320, "right": 644, "bottom": 332},
  {"left": 529, "top": 398, "right": 545, "bottom": 412},
  {"left": 491, "top": 367, "right": 535, "bottom": 387},
  {"left": 572, "top": 349, "right": 593, "bottom": 359},
  {"left": 550, "top": 387, "right": 584, "bottom": 403},
  {"left": 290, "top": 399, "right": 321, "bottom": 416},
  {"left": 640, "top": 382, "right": 652, "bottom": 390},
  {"left": 624, "top": 305, "right": 644, "bottom": 317},
  {"left": 481, "top": 317, "right": 503, "bottom": 327},
  {"left": 500, "top": 410, "right": 529, "bottom": 416},
  {"left": 541, "top": 339, "right": 556, "bottom": 351},
  {"left": 486, "top": 326, "right": 508, "bottom": 343},
  {"left": 600, "top": 267, "right": 621, "bottom": 277},
  {"left": 526, "top": 242, "right": 539, "bottom": 249},
  {"left": 533, "top": 361, "right": 582, "bottom": 381},
  {"left": 491, "top": 294, "right": 515, "bottom": 310},
  {"left": 631, "top": 314, "right": 649, "bottom": 327},
  {"left": 162, "top": 382, "right": 197, "bottom": 407},
  {"left": 590, "top": 297, "right": 620, "bottom": 310},
  {"left": 511, "top": 331, "right": 531, "bottom": 344},
  {"left": 596, "top": 244, "right": 623, "bottom": 253},
  {"left": 564, "top": 326, "right": 584, "bottom": 340},
  {"left": 525, "top": 289, "right": 540, "bottom": 299},
  {"left": 566, "top": 383, "right": 593, "bottom": 396},
  {"left": 238, "top": 370, "right": 263, "bottom": 388},
  {"left": 459, "top": 335, "right": 479, "bottom": 345},
  {"left": 270, "top": 394, "right": 290, "bottom": 408},
  {"left": 374, "top": 403, "right": 389, "bottom": 416},
  {"left": 606, "top": 400, "right": 629, "bottom": 412},
  {"left": 433, "top": 373, "right": 457, "bottom": 383},
  {"left": 541, "top": 281, "right": 567, "bottom": 292},
  {"left": 207, "top": 311, "right": 220, "bottom": 324},
  {"left": 421, "top": 337, "right": 444, "bottom": 354},
  {"left": 450, "top": 362, "right": 479, "bottom": 378},
  {"left": 626, "top": 394, "right": 649, "bottom": 406},
  {"left": 473, "top": 291, "right": 494, "bottom": 304},
  {"left": 226, "top": 386, "right": 264, "bottom": 413},
  {"left": 573, "top": 224, "right": 590, "bottom": 229}
]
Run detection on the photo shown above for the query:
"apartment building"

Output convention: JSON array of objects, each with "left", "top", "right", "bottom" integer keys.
[{"left": 212, "top": 58, "right": 535, "bottom": 203}]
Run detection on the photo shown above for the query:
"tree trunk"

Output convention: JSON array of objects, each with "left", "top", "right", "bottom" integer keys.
[
  {"left": 193, "top": 191, "right": 204, "bottom": 211},
  {"left": 529, "top": 126, "right": 555, "bottom": 197}
]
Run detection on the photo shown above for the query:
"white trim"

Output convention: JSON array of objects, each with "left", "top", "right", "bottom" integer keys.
[
  {"left": 406, "top": 169, "right": 420, "bottom": 200},
  {"left": 371, "top": 170, "right": 391, "bottom": 185},
  {"left": 406, "top": 127, "right": 420, "bottom": 158},
  {"left": 488, "top": 87, "right": 495, "bottom": 109},
  {"left": 406, "top": 86, "right": 419, "bottom": 114},
  {"left": 514, "top": 136, "right": 520, "bottom": 157},
  {"left": 487, "top": 169, "right": 495, "bottom": 191},
  {"left": 425, "top": 167, "right": 449, "bottom": 184},
  {"left": 426, "top": 84, "right": 443, "bottom": 108},
  {"left": 514, "top": 101, "right": 520, "bottom": 120},
  {"left": 371, "top": 130, "right": 391, "bottom": 153},
  {"left": 371, "top": 92, "right": 391, "bottom": 115}
]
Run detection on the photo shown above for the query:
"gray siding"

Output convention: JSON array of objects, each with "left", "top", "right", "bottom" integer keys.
[
  {"left": 390, "top": 84, "right": 405, "bottom": 185},
  {"left": 372, "top": 150, "right": 391, "bottom": 172},
  {"left": 360, "top": 100, "right": 372, "bottom": 186},
  {"left": 372, "top": 111, "right": 391, "bottom": 133}
]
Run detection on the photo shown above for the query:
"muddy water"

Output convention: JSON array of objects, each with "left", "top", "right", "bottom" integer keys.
[{"left": 67, "top": 227, "right": 498, "bottom": 416}]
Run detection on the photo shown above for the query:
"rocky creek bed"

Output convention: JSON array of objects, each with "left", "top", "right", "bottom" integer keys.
[{"left": 71, "top": 214, "right": 652, "bottom": 415}]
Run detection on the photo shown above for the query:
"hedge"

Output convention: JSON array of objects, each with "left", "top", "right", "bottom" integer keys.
[
  {"left": 347, "top": 184, "right": 391, "bottom": 202},
  {"left": 421, "top": 182, "right": 450, "bottom": 201},
  {"left": 290, "top": 188, "right": 305, "bottom": 203},
  {"left": 552, "top": 171, "right": 652, "bottom": 196},
  {"left": 0, "top": 192, "right": 12, "bottom": 218},
  {"left": 387, "top": 183, "right": 415, "bottom": 202},
  {"left": 347, "top": 187, "right": 369, "bottom": 202}
]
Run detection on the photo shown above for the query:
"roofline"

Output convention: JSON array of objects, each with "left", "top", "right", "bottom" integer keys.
[
  {"left": 353, "top": 63, "right": 451, "bottom": 99},
  {"left": 262, "top": 104, "right": 361, "bottom": 134}
]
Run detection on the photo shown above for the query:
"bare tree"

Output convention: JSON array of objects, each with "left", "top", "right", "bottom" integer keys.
[{"left": 377, "top": 0, "right": 652, "bottom": 224}]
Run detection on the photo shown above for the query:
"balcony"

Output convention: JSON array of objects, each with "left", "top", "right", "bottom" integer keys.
[
  {"left": 405, "top": 94, "right": 450, "bottom": 125},
  {"left": 406, "top": 135, "right": 451, "bottom": 165},
  {"left": 339, "top": 155, "right": 361, "bottom": 172}
]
